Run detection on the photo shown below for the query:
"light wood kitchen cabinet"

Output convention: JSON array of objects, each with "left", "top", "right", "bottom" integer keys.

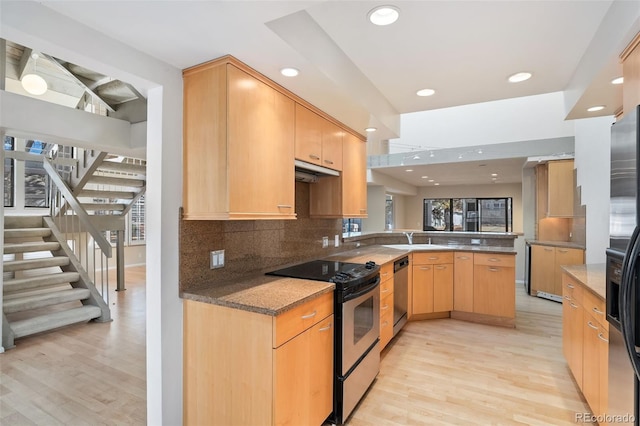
[
  {"left": 295, "top": 104, "right": 343, "bottom": 171},
  {"left": 183, "top": 292, "right": 334, "bottom": 426},
  {"left": 536, "top": 160, "right": 575, "bottom": 218},
  {"left": 183, "top": 58, "right": 295, "bottom": 220},
  {"left": 472, "top": 253, "right": 515, "bottom": 319},
  {"left": 621, "top": 33, "right": 640, "bottom": 117},
  {"left": 562, "top": 271, "right": 609, "bottom": 420},
  {"left": 379, "top": 262, "right": 394, "bottom": 350},
  {"left": 309, "top": 132, "right": 367, "bottom": 218},
  {"left": 453, "top": 252, "right": 474, "bottom": 312},
  {"left": 531, "top": 244, "right": 584, "bottom": 297},
  {"left": 412, "top": 252, "right": 453, "bottom": 315}
]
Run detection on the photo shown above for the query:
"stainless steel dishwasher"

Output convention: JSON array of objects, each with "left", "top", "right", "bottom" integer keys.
[{"left": 393, "top": 256, "right": 409, "bottom": 336}]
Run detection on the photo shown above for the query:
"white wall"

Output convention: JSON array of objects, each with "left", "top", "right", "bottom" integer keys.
[
  {"left": 1, "top": 3, "right": 183, "bottom": 424},
  {"left": 362, "top": 185, "right": 386, "bottom": 232},
  {"left": 574, "top": 115, "right": 614, "bottom": 264}
]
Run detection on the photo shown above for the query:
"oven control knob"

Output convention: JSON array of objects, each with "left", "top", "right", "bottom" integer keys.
[{"left": 365, "top": 261, "right": 376, "bottom": 269}]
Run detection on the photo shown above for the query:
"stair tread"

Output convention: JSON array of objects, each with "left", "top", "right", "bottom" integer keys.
[
  {"left": 82, "top": 203, "right": 127, "bottom": 211},
  {"left": 98, "top": 161, "right": 146, "bottom": 175},
  {"left": 4, "top": 241, "right": 60, "bottom": 254},
  {"left": 10, "top": 305, "right": 102, "bottom": 338},
  {"left": 3, "top": 288, "right": 91, "bottom": 313},
  {"left": 4, "top": 228, "right": 51, "bottom": 238},
  {"left": 4, "top": 272, "right": 80, "bottom": 292},
  {"left": 88, "top": 175, "right": 145, "bottom": 188},
  {"left": 78, "top": 189, "right": 136, "bottom": 199},
  {"left": 3, "top": 256, "right": 69, "bottom": 272}
]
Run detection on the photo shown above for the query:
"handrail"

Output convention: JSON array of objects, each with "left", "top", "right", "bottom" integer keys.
[{"left": 42, "top": 157, "right": 113, "bottom": 257}]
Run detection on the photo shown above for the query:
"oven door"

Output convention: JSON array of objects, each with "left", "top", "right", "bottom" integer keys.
[{"left": 341, "top": 278, "right": 380, "bottom": 376}]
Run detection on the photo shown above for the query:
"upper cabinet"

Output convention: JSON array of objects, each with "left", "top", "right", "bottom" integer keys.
[
  {"left": 295, "top": 104, "right": 343, "bottom": 171},
  {"left": 621, "top": 33, "right": 640, "bottom": 117},
  {"left": 536, "top": 159, "right": 575, "bottom": 218},
  {"left": 182, "top": 56, "right": 366, "bottom": 221},
  {"left": 309, "top": 132, "right": 367, "bottom": 218}
]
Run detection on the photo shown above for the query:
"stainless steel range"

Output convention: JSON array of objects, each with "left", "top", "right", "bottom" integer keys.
[{"left": 267, "top": 259, "right": 381, "bottom": 424}]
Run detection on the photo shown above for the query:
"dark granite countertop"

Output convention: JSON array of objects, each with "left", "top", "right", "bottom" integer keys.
[
  {"left": 526, "top": 240, "right": 586, "bottom": 250},
  {"left": 561, "top": 263, "right": 606, "bottom": 300},
  {"left": 344, "top": 230, "right": 519, "bottom": 241}
]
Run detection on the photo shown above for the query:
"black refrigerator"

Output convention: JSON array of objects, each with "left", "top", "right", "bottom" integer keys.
[{"left": 607, "top": 104, "right": 640, "bottom": 425}]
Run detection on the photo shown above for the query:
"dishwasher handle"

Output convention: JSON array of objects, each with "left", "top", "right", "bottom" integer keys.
[{"left": 394, "top": 256, "right": 410, "bottom": 272}]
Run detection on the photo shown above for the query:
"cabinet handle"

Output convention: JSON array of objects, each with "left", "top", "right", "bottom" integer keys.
[
  {"left": 319, "top": 322, "right": 333, "bottom": 332},
  {"left": 277, "top": 205, "right": 292, "bottom": 209},
  {"left": 301, "top": 310, "right": 317, "bottom": 319},
  {"left": 564, "top": 296, "right": 571, "bottom": 301},
  {"left": 382, "top": 321, "right": 389, "bottom": 327},
  {"left": 428, "top": 257, "right": 439, "bottom": 260},
  {"left": 488, "top": 258, "right": 501, "bottom": 262},
  {"left": 381, "top": 272, "right": 389, "bottom": 277},
  {"left": 309, "top": 154, "right": 320, "bottom": 160},
  {"left": 457, "top": 256, "right": 470, "bottom": 260},
  {"left": 435, "top": 266, "right": 446, "bottom": 270},
  {"left": 381, "top": 287, "right": 390, "bottom": 293},
  {"left": 587, "top": 321, "right": 598, "bottom": 330},
  {"left": 567, "top": 284, "right": 575, "bottom": 289},
  {"left": 570, "top": 302, "right": 578, "bottom": 309},
  {"left": 324, "top": 159, "right": 334, "bottom": 165},
  {"left": 558, "top": 249, "right": 569, "bottom": 253},
  {"left": 598, "top": 332, "right": 609, "bottom": 343},
  {"left": 488, "top": 267, "right": 500, "bottom": 272},
  {"left": 382, "top": 304, "right": 389, "bottom": 310},
  {"left": 419, "top": 266, "right": 431, "bottom": 270},
  {"left": 544, "top": 248, "right": 553, "bottom": 252},
  {"left": 592, "top": 307, "right": 604, "bottom": 315}
]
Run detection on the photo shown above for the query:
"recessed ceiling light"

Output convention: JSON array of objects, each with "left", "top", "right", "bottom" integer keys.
[
  {"left": 587, "top": 105, "right": 605, "bottom": 112},
  {"left": 421, "top": 175, "right": 428, "bottom": 179},
  {"left": 491, "top": 173, "right": 498, "bottom": 177},
  {"left": 429, "top": 152, "right": 435, "bottom": 158},
  {"left": 368, "top": 5, "right": 400, "bottom": 26},
  {"left": 508, "top": 72, "right": 532, "bottom": 83},
  {"left": 416, "top": 88, "right": 435, "bottom": 97},
  {"left": 412, "top": 154, "right": 420, "bottom": 160},
  {"left": 405, "top": 169, "right": 413, "bottom": 172},
  {"left": 428, "top": 179, "right": 434, "bottom": 182},
  {"left": 611, "top": 77, "right": 624, "bottom": 85},
  {"left": 434, "top": 183, "right": 440, "bottom": 186},
  {"left": 365, "top": 127, "right": 377, "bottom": 132},
  {"left": 280, "top": 67, "right": 299, "bottom": 77}
]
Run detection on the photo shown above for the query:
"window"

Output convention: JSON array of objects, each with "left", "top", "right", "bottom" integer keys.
[
  {"left": 342, "top": 218, "right": 363, "bottom": 234},
  {"left": 129, "top": 195, "right": 145, "bottom": 244},
  {"left": 24, "top": 140, "right": 54, "bottom": 208},
  {"left": 385, "top": 194, "right": 394, "bottom": 230},
  {"left": 423, "top": 197, "right": 512, "bottom": 232},
  {"left": 4, "top": 137, "right": 14, "bottom": 207}
]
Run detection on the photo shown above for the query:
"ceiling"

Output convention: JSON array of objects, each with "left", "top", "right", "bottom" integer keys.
[{"left": 4, "top": 1, "right": 637, "bottom": 186}]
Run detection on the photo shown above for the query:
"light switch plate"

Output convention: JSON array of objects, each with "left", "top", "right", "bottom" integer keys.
[
  {"left": 334, "top": 235, "right": 340, "bottom": 247},
  {"left": 210, "top": 249, "right": 225, "bottom": 269},
  {"left": 322, "top": 236, "right": 329, "bottom": 248}
]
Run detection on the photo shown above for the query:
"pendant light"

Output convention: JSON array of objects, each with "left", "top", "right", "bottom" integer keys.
[{"left": 22, "top": 53, "right": 48, "bottom": 96}]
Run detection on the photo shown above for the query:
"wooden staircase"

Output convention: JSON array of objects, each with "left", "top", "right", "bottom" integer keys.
[{"left": 2, "top": 215, "right": 111, "bottom": 349}]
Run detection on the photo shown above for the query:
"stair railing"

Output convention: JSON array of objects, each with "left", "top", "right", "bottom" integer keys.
[{"left": 43, "top": 157, "right": 113, "bottom": 303}]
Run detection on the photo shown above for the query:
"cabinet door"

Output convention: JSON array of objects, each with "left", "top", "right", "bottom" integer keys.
[
  {"left": 412, "top": 265, "right": 434, "bottom": 314},
  {"left": 530, "top": 245, "right": 555, "bottom": 295},
  {"left": 433, "top": 264, "right": 453, "bottom": 312},
  {"left": 380, "top": 292, "right": 394, "bottom": 350},
  {"left": 321, "top": 119, "right": 343, "bottom": 171},
  {"left": 473, "top": 265, "right": 515, "bottom": 318},
  {"left": 553, "top": 248, "right": 583, "bottom": 296},
  {"left": 274, "top": 315, "right": 334, "bottom": 426},
  {"left": 341, "top": 133, "right": 367, "bottom": 217},
  {"left": 295, "top": 104, "right": 323, "bottom": 166},
  {"left": 454, "top": 252, "right": 474, "bottom": 312},
  {"left": 582, "top": 314, "right": 601, "bottom": 415},
  {"left": 598, "top": 324, "right": 609, "bottom": 419},
  {"left": 547, "top": 160, "right": 574, "bottom": 217},
  {"left": 564, "top": 296, "right": 584, "bottom": 388},
  {"left": 227, "top": 65, "right": 295, "bottom": 218}
]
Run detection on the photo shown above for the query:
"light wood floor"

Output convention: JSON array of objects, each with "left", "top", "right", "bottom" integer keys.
[
  {"left": 1, "top": 274, "right": 592, "bottom": 425},
  {"left": 349, "top": 284, "right": 592, "bottom": 425},
  {"left": 0, "top": 266, "right": 147, "bottom": 425}
]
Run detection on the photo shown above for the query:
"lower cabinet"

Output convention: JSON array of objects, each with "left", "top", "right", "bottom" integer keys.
[
  {"left": 531, "top": 244, "right": 584, "bottom": 297},
  {"left": 379, "top": 261, "right": 394, "bottom": 350},
  {"left": 472, "top": 253, "right": 515, "bottom": 319},
  {"left": 453, "top": 252, "right": 474, "bottom": 312},
  {"left": 412, "top": 252, "right": 453, "bottom": 315},
  {"left": 183, "top": 292, "right": 334, "bottom": 426},
  {"left": 562, "top": 272, "right": 609, "bottom": 421}
]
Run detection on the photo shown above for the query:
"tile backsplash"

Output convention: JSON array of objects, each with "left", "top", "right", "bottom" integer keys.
[{"left": 179, "top": 182, "right": 354, "bottom": 292}]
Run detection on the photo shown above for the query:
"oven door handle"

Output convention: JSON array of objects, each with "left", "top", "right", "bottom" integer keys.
[{"left": 342, "top": 276, "right": 381, "bottom": 302}]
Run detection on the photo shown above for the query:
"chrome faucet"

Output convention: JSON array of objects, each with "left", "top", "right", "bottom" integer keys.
[{"left": 403, "top": 232, "right": 414, "bottom": 245}]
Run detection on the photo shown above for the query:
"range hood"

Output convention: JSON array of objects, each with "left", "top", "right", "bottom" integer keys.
[{"left": 294, "top": 160, "right": 339, "bottom": 183}]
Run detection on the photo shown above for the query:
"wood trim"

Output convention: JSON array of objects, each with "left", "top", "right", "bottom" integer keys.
[
  {"left": 620, "top": 32, "right": 640, "bottom": 62},
  {"left": 451, "top": 310, "right": 516, "bottom": 328},
  {"left": 182, "top": 212, "right": 297, "bottom": 220},
  {"left": 183, "top": 55, "right": 366, "bottom": 141},
  {"left": 409, "top": 312, "right": 450, "bottom": 321}
]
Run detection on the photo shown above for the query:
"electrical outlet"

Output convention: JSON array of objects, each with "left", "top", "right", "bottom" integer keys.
[
  {"left": 322, "top": 236, "right": 329, "bottom": 248},
  {"left": 334, "top": 235, "right": 340, "bottom": 247},
  {"left": 210, "top": 249, "right": 225, "bottom": 269}
]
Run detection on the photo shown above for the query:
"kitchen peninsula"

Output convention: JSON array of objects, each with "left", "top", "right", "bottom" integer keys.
[{"left": 344, "top": 230, "right": 518, "bottom": 248}]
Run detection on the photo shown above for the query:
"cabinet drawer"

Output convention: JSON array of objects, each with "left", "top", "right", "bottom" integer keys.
[
  {"left": 380, "top": 291, "right": 394, "bottom": 318},
  {"left": 413, "top": 252, "right": 454, "bottom": 265},
  {"left": 380, "top": 300, "right": 394, "bottom": 349},
  {"left": 583, "top": 289, "right": 607, "bottom": 329},
  {"left": 380, "top": 276, "right": 394, "bottom": 297},
  {"left": 562, "top": 274, "right": 583, "bottom": 306},
  {"left": 274, "top": 291, "right": 333, "bottom": 348},
  {"left": 380, "top": 262, "right": 394, "bottom": 283},
  {"left": 473, "top": 253, "right": 515, "bottom": 267}
]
